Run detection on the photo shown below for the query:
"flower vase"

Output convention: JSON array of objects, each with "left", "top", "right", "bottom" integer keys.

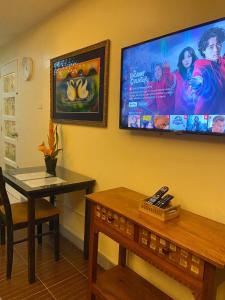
[{"left": 45, "top": 157, "right": 57, "bottom": 175}]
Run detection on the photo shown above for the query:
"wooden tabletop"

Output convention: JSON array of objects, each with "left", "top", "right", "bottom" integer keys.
[{"left": 87, "top": 187, "right": 225, "bottom": 268}]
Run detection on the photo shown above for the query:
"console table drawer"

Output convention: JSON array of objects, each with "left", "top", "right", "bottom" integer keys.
[
  {"left": 95, "top": 204, "right": 134, "bottom": 240},
  {"left": 139, "top": 228, "right": 204, "bottom": 279}
]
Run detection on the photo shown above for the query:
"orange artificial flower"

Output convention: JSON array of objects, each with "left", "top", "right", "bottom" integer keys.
[
  {"left": 38, "top": 121, "right": 62, "bottom": 158},
  {"left": 48, "top": 121, "right": 55, "bottom": 156},
  {"left": 38, "top": 142, "right": 51, "bottom": 156}
]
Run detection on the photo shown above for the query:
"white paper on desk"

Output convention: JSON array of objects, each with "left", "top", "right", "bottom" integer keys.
[
  {"left": 13, "top": 172, "right": 53, "bottom": 181},
  {"left": 24, "top": 177, "right": 66, "bottom": 188}
]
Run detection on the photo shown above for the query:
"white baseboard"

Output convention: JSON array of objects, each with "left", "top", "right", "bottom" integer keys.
[
  {"left": 60, "top": 224, "right": 84, "bottom": 251},
  {"left": 60, "top": 224, "right": 114, "bottom": 270}
]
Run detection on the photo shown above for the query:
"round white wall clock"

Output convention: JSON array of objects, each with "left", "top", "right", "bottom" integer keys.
[{"left": 22, "top": 57, "right": 33, "bottom": 81}]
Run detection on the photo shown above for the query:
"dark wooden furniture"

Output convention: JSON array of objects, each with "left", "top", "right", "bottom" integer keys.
[
  {"left": 3, "top": 166, "right": 95, "bottom": 283},
  {"left": 0, "top": 167, "right": 60, "bottom": 279},
  {"left": 87, "top": 187, "right": 225, "bottom": 300}
]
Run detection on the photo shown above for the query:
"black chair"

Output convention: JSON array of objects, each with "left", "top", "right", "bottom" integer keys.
[{"left": 0, "top": 167, "right": 60, "bottom": 279}]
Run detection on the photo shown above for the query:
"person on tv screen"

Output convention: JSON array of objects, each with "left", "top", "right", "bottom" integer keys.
[
  {"left": 154, "top": 115, "right": 170, "bottom": 130},
  {"left": 190, "top": 27, "right": 225, "bottom": 114},
  {"left": 209, "top": 115, "right": 225, "bottom": 133},
  {"left": 191, "top": 116, "right": 201, "bottom": 131},
  {"left": 144, "top": 63, "right": 175, "bottom": 114},
  {"left": 128, "top": 115, "right": 139, "bottom": 128},
  {"left": 141, "top": 116, "right": 153, "bottom": 128},
  {"left": 171, "top": 115, "right": 186, "bottom": 130},
  {"left": 174, "top": 47, "right": 198, "bottom": 114}
]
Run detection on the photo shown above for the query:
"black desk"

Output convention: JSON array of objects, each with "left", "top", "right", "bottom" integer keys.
[{"left": 3, "top": 166, "right": 95, "bottom": 283}]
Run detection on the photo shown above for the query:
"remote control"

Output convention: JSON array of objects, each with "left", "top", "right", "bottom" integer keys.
[
  {"left": 147, "top": 186, "right": 169, "bottom": 205},
  {"left": 156, "top": 194, "right": 174, "bottom": 208}
]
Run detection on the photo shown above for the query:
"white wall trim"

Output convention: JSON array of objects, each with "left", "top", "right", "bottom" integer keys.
[{"left": 60, "top": 224, "right": 114, "bottom": 270}]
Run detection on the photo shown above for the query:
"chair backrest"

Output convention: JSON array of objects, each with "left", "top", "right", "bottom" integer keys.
[{"left": 0, "top": 167, "right": 13, "bottom": 227}]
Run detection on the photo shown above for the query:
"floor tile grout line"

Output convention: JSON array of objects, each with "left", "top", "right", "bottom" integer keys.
[
  {"left": 44, "top": 237, "right": 89, "bottom": 278},
  {"left": 0, "top": 246, "right": 29, "bottom": 281},
  {"left": 0, "top": 236, "right": 90, "bottom": 299},
  {"left": 14, "top": 247, "right": 28, "bottom": 265},
  {"left": 15, "top": 244, "right": 88, "bottom": 282},
  {"left": 38, "top": 278, "right": 57, "bottom": 300},
  {"left": 17, "top": 252, "right": 87, "bottom": 292},
  {"left": 21, "top": 275, "right": 57, "bottom": 300},
  {"left": 21, "top": 287, "right": 53, "bottom": 300},
  {"left": 21, "top": 270, "right": 58, "bottom": 300},
  {"left": 15, "top": 245, "right": 57, "bottom": 300},
  {"left": 0, "top": 269, "right": 26, "bottom": 283},
  {"left": 14, "top": 253, "right": 77, "bottom": 292},
  {"left": 42, "top": 272, "right": 84, "bottom": 290},
  {"left": 14, "top": 244, "right": 63, "bottom": 268},
  {"left": 0, "top": 270, "right": 48, "bottom": 300},
  {"left": 60, "top": 253, "right": 88, "bottom": 279}
]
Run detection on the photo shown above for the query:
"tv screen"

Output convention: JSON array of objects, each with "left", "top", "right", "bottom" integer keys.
[{"left": 120, "top": 17, "right": 225, "bottom": 135}]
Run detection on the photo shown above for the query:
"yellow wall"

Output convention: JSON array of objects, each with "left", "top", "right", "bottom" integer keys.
[{"left": 1, "top": 0, "right": 225, "bottom": 299}]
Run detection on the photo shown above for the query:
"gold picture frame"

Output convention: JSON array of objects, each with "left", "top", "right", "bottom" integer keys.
[{"left": 50, "top": 40, "right": 110, "bottom": 126}]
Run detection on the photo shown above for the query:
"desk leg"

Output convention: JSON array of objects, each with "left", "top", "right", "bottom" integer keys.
[
  {"left": 84, "top": 186, "right": 93, "bottom": 259},
  {"left": 28, "top": 197, "right": 35, "bottom": 283},
  {"left": 201, "top": 262, "right": 216, "bottom": 300},
  {"left": 0, "top": 217, "right": 5, "bottom": 245}
]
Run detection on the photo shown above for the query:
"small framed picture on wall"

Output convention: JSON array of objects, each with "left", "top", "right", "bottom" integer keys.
[{"left": 50, "top": 40, "right": 110, "bottom": 127}]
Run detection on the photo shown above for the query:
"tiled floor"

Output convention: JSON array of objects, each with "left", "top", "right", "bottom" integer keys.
[{"left": 0, "top": 230, "right": 100, "bottom": 299}]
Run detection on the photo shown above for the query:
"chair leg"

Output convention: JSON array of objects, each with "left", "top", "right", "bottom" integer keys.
[
  {"left": 54, "top": 215, "right": 60, "bottom": 261},
  {"left": 49, "top": 195, "right": 55, "bottom": 231},
  {"left": 37, "top": 224, "right": 42, "bottom": 244},
  {"left": 49, "top": 220, "right": 54, "bottom": 232},
  {"left": 0, "top": 218, "right": 5, "bottom": 245},
  {"left": 6, "top": 228, "right": 13, "bottom": 279}
]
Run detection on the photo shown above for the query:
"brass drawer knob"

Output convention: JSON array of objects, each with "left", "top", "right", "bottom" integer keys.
[{"left": 162, "top": 247, "right": 170, "bottom": 255}]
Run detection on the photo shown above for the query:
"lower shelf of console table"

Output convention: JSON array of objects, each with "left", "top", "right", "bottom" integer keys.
[
  {"left": 94, "top": 265, "right": 172, "bottom": 300},
  {"left": 87, "top": 187, "right": 225, "bottom": 300}
]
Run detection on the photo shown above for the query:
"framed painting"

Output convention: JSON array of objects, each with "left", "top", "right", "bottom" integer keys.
[{"left": 50, "top": 40, "right": 110, "bottom": 126}]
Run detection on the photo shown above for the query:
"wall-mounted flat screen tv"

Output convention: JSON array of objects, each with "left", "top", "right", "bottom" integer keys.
[{"left": 120, "top": 17, "right": 225, "bottom": 135}]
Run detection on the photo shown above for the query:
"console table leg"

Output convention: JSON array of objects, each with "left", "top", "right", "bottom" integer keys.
[
  {"left": 201, "top": 262, "right": 217, "bottom": 300},
  {"left": 88, "top": 204, "right": 98, "bottom": 300},
  {"left": 119, "top": 245, "right": 127, "bottom": 267},
  {"left": 84, "top": 185, "right": 93, "bottom": 259}
]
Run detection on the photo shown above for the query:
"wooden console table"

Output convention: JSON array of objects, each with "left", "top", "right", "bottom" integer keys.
[{"left": 87, "top": 187, "right": 225, "bottom": 300}]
